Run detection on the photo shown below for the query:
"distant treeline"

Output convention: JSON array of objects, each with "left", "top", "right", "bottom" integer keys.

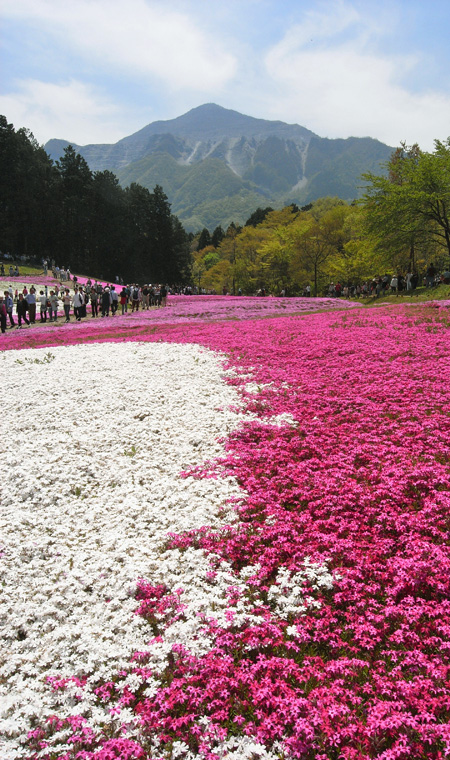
[{"left": 0, "top": 115, "right": 192, "bottom": 283}]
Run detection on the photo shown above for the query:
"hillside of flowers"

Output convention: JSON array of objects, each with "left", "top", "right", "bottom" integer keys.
[
  {"left": 1, "top": 298, "right": 450, "bottom": 760},
  {"left": 0, "top": 293, "right": 358, "bottom": 351}
]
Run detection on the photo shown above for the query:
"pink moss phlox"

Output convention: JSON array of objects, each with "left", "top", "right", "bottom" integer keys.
[{"left": 22, "top": 303, "right": 450, "bottom": 758}]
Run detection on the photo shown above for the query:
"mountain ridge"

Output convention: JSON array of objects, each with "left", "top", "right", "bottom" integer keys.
[{"left": 45, "top": 103, "right": 393, "bottom": 231}]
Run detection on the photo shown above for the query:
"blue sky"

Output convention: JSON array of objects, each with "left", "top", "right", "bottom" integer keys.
[{"left": 2, "top": 0, "right": 450, "bottom": 150}]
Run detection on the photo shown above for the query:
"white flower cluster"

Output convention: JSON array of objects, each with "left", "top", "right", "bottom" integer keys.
[
  {"left": 156, "top": 735, "right": 283, "bottom": 760},
  {"left": 267, "top": 560, "right": 335, "bottom": 618},
  {"left": 0, "top": 342, "right": 248, "bottom": 758},
  {"left": 0, "top": 342, "right": 337, "bottom": 759}
]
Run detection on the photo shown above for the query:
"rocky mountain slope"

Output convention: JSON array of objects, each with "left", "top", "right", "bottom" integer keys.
[{"left": 45, "top": 104, "right": 393, "bottom": 231}]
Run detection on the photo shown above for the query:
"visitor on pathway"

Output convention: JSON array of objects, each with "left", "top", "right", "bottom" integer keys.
[
  {"left": 131, "top": 285, "right": 140, "bottom": 311},
  {"left": 110, "top": 286, "right": 119, "bottom": 315},
  {"left": 120, "top": 287, "right": 128, "bottom": 314},
  {"left": 62, "top": 289, "right": 71, "bottom": 322},
  {"left": 90, "top": 289, "right": 99, "bottom": 318},
  {"left": 4, "top": 291, "right": 15, "bottom": 327},
  {"left": 73, "top": 288, "right": 85, "bottom": 322},
  {"left": 25, "top": 287, "right": 36, "bottom": 323},
  {"left": 39, "top": 291, "right": 48, "bottom": 322},
  {"left": 0, "top": 296, "right": 7, "bottom": 333},
  {"left": 16, "top": 293, "right": 30, "bottom": 327},
  {"left": 49, "top": 291, "right": 59, "bottom": 322},
  {"left": 101, "top": 287, "right": 111, "bottom": 317}
]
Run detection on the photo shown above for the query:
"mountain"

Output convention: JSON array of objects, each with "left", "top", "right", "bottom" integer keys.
[{"left": 45, "top": 103, "right": 393, "bottom": 231}]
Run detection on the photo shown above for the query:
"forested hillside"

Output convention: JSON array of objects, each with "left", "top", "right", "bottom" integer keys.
[
  {"left": 192, "top": 139, "right": 450, "bottom": 296},
  {"left": 0, "top": 116, "right": 191, "bottom": 284},
  {"left": 44, "top": 104, "right": 393, "bottom": 231}
]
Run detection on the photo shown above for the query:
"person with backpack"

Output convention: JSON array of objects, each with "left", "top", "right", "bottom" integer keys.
[
  {"left": 131, "top": 285, "right": 140, "bottom": 312},
  {"left": 101, "top": 287, "right": 111, "bottom": 317},
  {"left": 73, "top": 288, "right": 84, "bottom": 321}
]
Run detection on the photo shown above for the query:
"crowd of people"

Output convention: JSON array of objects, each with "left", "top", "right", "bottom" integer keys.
[
  {"left": 0, "top": 280, "right": 169, "bottom": 333},
  {"left": 326, "top": 264, "right": 450, "bottom": 299},
  {"left": 0, "top": 263, "right": 21, "bottom": 278},
  {"left": 1, "top": 258, "right": 450, "bottom": 334}
]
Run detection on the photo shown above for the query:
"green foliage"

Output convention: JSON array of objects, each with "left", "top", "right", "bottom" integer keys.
[
  {"left": 0, "top": 117, "right": 191, "bottom": 284},
  {"left": 245, "top": 207, "right": 274, "bottom": 227},
  {"left": 361, "top": 139, "right": 450, "bottom": 270},
  {"left": 0, "top": 115, "right": 59, "bottom": 259},
  {"left": 211, "top": 225, "right": 225, "bottom": 247},
  {"left": 195, "top": 199, "right": 375, "bottom": 295},
  {"left": 197, "top": 228, "right": 211, "bottom": 250}
]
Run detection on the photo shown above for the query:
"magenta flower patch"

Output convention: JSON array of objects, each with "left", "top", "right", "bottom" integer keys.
[{"left": 2, "top": 301, "right": 450, "bottom": 759}]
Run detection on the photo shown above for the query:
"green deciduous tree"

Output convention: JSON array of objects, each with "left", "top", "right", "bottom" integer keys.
[
  {"left": 361, "top": 139, "right": 450, "bottom": 271},
  {"left": 287, "top": 204, "right": 351, "bottom": 295}
]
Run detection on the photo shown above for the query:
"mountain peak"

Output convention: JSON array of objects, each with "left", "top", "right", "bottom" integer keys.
[
  {"left": 43, "top": 104, "right": 392, "bottom": 232},
  {"left": 124, "top": 103, "right": 316, "bottom": 144}
]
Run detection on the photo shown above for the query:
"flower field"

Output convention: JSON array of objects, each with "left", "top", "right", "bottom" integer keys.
[
  {"left": 1, "top": 297, "right": 449, "bottom": 760},
  {"left": 0, "top": 294, "right": 358, "bottom": 349}
]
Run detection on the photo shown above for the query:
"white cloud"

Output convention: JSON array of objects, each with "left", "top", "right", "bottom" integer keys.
[
  {"left": 0, "top": 79, "right": 135, "bottom": 144},
  {"left": 2, "top": 0, "right": 237, "bottom": 91},
  {"left": 3, "top": 0, "right": 450, "bottom": 150},
  {"left": 261, "top": 2, "right": 450, "bottom": 150}
]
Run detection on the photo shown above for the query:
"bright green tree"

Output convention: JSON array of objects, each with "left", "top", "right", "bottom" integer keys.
[
  {"left": 361, "top": 140, "right": 450, "bottom": 271},
  {"left": 287, "top": 204, "right": 351, "bottom": 295}
]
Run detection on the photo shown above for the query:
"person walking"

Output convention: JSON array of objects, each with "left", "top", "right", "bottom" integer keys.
[
  {"left": 26, "top": 287, "right": 37, "bottom": 323},
  {"left": 4, "top": 291, "right": 15, "bottom": 327},
  {"left": 90, "top": 289, "right": 99, "bottom": 318},
  {"left": 16, "top": 293, "right": 30, "bottom": 327},
  {"left": 119, "top": 287, "right": 128, "bottom": 315},
  {"left": 73, "top": 288, "right": 84, "bottom": 321},
  {"left": 0, "top": 296, "right": 7, "bottom": 333},
  {"left": 101, "top": 287, "right": 111, "bottom": 317},
  {"left": 390, "top": 275, "right": 398, "bottom": 294},
  {"left": 110, "top": 286, "right": 119, "bottom": 315},
  {"left": 131, "top": 285, "right": 140, "bottom": 312},
  {"left": 39, "top": 291, "right": 48, "bottom": 322},
  {"left": 49, "top": 290, "right": 59, "bottom": 322},
  {"left": 62, "top": 289, "right": 72, "bottom": 322},
  {"left": 142, "top": 285, "right": 150, "bottom": 310}
]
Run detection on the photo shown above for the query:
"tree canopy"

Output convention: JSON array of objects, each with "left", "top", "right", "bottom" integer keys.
[
  {"left": 0, "top": 116, "right": 192, "bottom": 283},
  {"left": 361, "top": 139, "right": 450, "bottom": 271}
]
